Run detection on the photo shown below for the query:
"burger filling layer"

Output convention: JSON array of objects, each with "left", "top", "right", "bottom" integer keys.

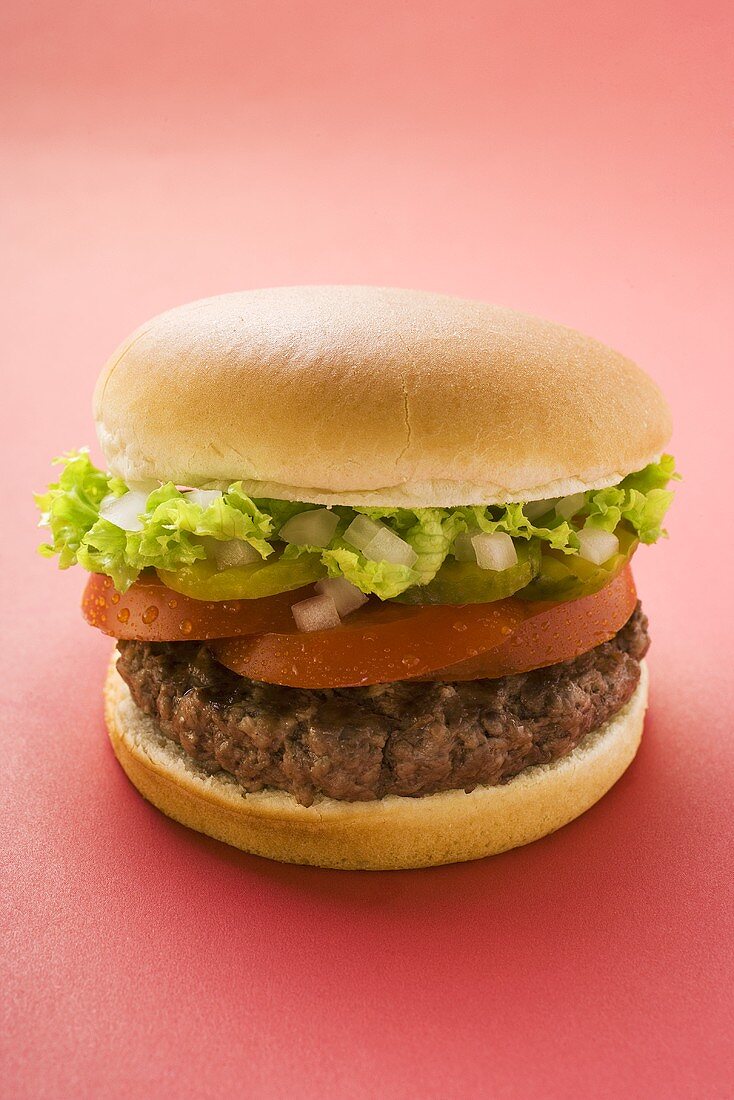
[
  {"left": 37, "top": 451, "right": 676, "bottom": 604},
  {"left": 115, "top": 604, "right": 649, "bottom": 806}
]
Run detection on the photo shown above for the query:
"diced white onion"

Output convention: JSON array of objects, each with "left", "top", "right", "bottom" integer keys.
[
  {"left": 291, "top": 593, "right": 341, "bottom": 633},
  {"left": 471, "top": 531, "right": 518, "bottom": 572},
  {"left": 362, "top": 527, "right": 418, "bottom": 568},
  {"left": 99, "top": 490, "right": 149, "bottom": 532},
  {"left": 315, "top": 576, "right": 368, "bottom": 617},
  {"left": 577, "top": 527, "right": 619, "bottom": 565},
  {"left": 555, "top": 493, "right": 586, "bottom": 520},
  {"left": 201, "top": 537, "right": 260, "bottom": 569},
  {"left": 524, "top": 498, "right": 559, "bottom": 521},
  {"left": 185, "top": 489, "right": 222, "bottom": 510},
  {"left": 452, "top": 530, "right": 477, "bottom": 562},
  {"left": 343, "top": 514, "right": 383, "bottom": 552},
  {"left": 279, "top": 508, "right": 339, "bottom": 548}
]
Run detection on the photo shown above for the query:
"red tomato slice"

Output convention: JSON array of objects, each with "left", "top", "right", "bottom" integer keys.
[
  {"left": 81, "top": 572, "right": 312, "bottom": 641},
  {"left": 413, "top": 567, "right": 638, "bottom": 682},
  {"left": 211, "top": 567, "right": 638, "bottom": 688}
]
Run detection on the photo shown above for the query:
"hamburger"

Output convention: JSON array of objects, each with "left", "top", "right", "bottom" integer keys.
[{"left": 36, "top": 286, "right": 676, "bottom": 869}]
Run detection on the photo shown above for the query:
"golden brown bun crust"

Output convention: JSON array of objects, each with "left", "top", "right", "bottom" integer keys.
[
  {"left": 104, "top": 658, "right": 648, "bottom": 870},
  {"left": 94, "top": 287, "right": 671, "bottom": 507}
]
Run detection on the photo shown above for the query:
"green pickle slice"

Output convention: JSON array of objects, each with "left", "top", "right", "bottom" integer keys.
[
  {"left": 155, "top": 524, "right": 636, "bottom": 606},
  {"left": 157, "top": 552, "right": 326, "bottom": 601},
  {"left": 517, "top": 525, "right": 638, "bottom": 602},
  {"left": 395, "top": 540, "right": 541, "bottom": 605}
]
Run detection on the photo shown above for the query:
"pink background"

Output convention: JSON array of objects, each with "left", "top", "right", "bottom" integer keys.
[{"left": 2, "top": 3, "right": 733, "bottom": 1096}]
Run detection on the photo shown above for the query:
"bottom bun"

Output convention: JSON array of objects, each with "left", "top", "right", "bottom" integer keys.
[{"left": 104, "top": 657, "right": 648, "bottom": 871}]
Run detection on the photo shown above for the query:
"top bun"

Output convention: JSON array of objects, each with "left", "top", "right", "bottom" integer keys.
[{"left": 94, "top": 286, "right": 671, "bottom": 507}]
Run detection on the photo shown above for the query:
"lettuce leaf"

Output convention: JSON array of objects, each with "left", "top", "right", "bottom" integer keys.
[
  {"left": 620, "top": 453, "right": 678, "bottom": 494},
  {"left": 36, "top": 452, "right": 677, "bottom": 596},
  {"left": 197, "top": 485, "right": 274, "bottom": 554},
  {"left": 459, "top": 503, "right": 580, "bottom": 553},
  {"left": 284, "top": 508, "right": 458, "bottom": 597},
  {"left": 581, "top": 456, "right": 678, "bottom": 544},
  {"left": 321, "top": 544, "right": 420, "bottom": 599},
  {"left": 35, "top": 450, "right": 125, "bottom": 569},
  {"left": 36, "top": 457, "right": 277, "bottom": 591},
  {"left": 360, "top": 507, "right": 465, "bottom": 586}
]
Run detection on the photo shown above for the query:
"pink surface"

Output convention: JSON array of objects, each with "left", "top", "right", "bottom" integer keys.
[{"left": 2, "top": 3, "right": 733, "bottom": 1097}]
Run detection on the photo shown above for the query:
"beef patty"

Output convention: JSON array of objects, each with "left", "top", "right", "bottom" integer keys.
[{"left": 115, "top": 603, "right": 649, "bottom": 806}]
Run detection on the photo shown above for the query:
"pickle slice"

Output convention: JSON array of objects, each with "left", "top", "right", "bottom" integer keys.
[
  {"left": 157, "top": 552, "right": 326, "bottom": 601},
  {"left": 517, "top": 526, "right": 638, "bottom": 602},
  {"left": 394, "top": 540, "right": 540, "bottom": 604}
]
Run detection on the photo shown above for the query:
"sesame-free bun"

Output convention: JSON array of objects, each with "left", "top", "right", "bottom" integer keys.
[
  {"left": 94, "top": 287, "right": 671, "bottom": 508},
  {"left": 105, "top": 657, "right": 648, "bottom": 871}
]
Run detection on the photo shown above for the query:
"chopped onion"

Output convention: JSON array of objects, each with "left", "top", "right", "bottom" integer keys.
[
  {"left": 555, "top": 493, "right": 586, "bottom": 520},
  {"left": 344, "top": 514, "right": 383, "bottom": 552},
  {"left": 524, "top": 498, "right": 559, "bottom": 521},
  {"left": 315, "top": 577, "right": 368, "bottom": 617},
  {"left": 471, "top": 531, "right": 518, "bottom": 571},
  {"left": 127, "top": 479, "right": 159, "bottom": 494},
  {"left": 362, "top": 527, "right": 418, "bottom": 568},
  {"left": 452, "top": 530, "right": 477, "bottom": 562},
  {"left": 291, "top": 593, "right": 341, "bottom": 633},
  {"left": 344, "top": 515, "right": 417, "bottom": 568},
  {"left": 280, "top": 508, "right": 339, "bottom": 548},
  {"left": 577, "top": 527, "right": 619, "bottom": 565},
  {"left": 201, "top": 537, "right": 260, "bottom": 569},
  {"left": 185, "top": 489, "right": 222, "bottom": 510},
  {"left": 99, "top": 490, "right": 149, "bottom": 532}
]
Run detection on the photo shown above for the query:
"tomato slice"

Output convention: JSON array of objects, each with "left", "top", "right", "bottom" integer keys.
[
  {"left": 81, "top": 572, "right": 312, "bottom": 641},
  {"left": 414, "top": 566, "right": 638, "bottom": 681},
  {"left": 212, "top": 567, "right": 638, "bottom": 688},
  {"left": 84, "top": 567, "right": 638, "bottom": 689}
]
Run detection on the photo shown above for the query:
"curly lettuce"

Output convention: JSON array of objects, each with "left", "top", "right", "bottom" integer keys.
[
  {"left": 582, "top": 455, "right": 678, "bottom": 544},
  {"left": 36, "top": 452, "right": 274, "bottom": 591},
  {"left": 36, "top": 451, "right": 677, "bottom": 597},
  {"left": 458, "top": 502, "right": 580, "bottom": 552},
  {"left": 356, "top": 507, "right": 466, "bottom": 587},
  {"left": 279, "top": 508, "right": 461, "bottom": 598}
]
